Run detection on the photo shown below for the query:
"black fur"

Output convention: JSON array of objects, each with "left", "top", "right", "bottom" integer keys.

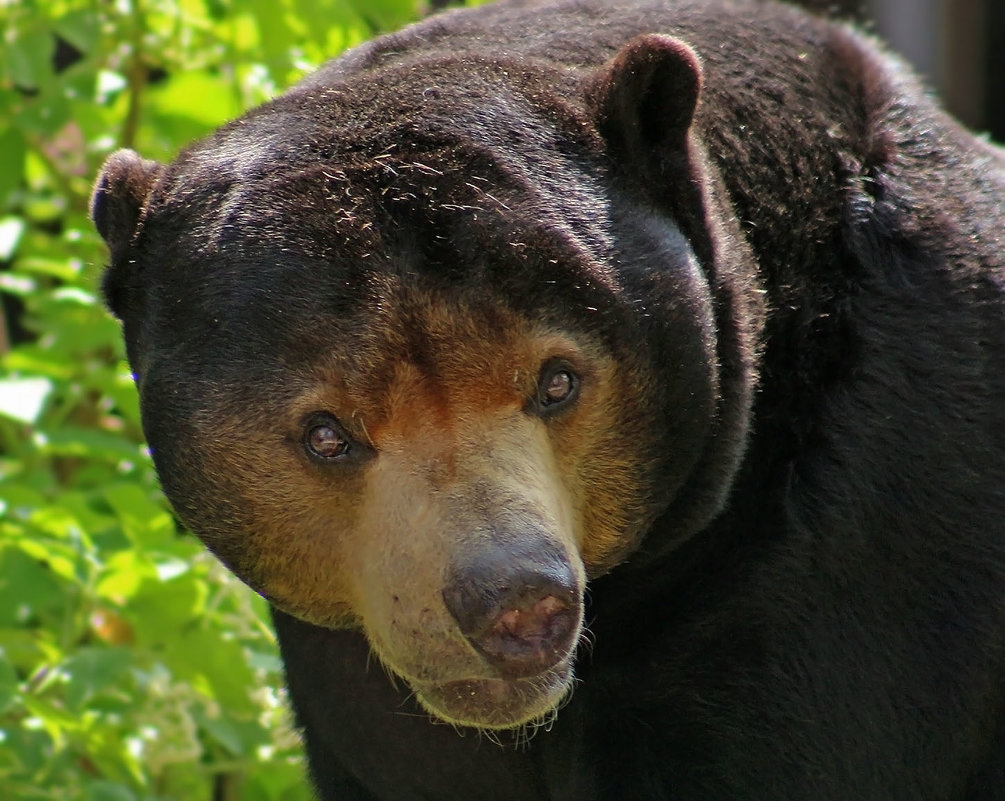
[{"left": 92, "top": 1, "right": 1005, "bottom": 799}]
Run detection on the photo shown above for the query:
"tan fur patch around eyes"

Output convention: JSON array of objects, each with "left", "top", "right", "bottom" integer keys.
[
  {"left": 293, "top": 306, "right": 592, "bottom": 440},
  {"left": 189, "top": 300, "right": 655, "bottom": 631}
]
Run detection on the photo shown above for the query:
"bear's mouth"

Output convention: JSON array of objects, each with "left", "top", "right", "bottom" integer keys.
[{"left": 410, "top": 660, "right": 574, "bottom": 730}]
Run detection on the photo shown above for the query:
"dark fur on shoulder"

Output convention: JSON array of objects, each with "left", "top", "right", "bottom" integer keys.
[{"left": 92, "top": 1, "right": 1005, "bottom": 799}]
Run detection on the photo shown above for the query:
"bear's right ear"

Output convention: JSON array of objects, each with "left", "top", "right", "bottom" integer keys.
[
  {"left": 91, "top": 149, "right": 163, "bottom": 258},
  {"left": 90, "top": 149, "right": 163, "bottom": 319},
  {"left": 588, "top": 33, "right": 703, "bottom": 180}
]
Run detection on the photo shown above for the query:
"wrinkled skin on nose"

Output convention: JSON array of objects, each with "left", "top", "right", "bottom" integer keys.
[{"left": 442, "top": 537, "right": 582, "bottom": 679}]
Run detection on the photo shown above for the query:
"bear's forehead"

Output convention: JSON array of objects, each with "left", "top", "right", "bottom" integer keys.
[
  {"left": 151, "top": 132, "right": 613, "bottom": 290},
  {"left": 134, "top": 55, "right": 632, "bottom": 399},
  {"left": 290, "top": 278, "right": 595, "bottom": 390},
  {"left": 154, "top": 53, "right": 611, "bottom": 247},
  {"left": 142, "top": 142, "right": 622, "bottom": 358}
]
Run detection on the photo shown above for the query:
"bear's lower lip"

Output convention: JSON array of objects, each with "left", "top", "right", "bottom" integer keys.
[{"left": 411, "top": 662, "right": 573, "bottom": 729}]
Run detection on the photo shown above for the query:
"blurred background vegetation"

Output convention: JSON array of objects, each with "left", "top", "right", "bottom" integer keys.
[
  {"left": 0, "top": 1, "right": 467, "bottom": 799},
  {"left": 0, "top": 0, "right": 997, "bottom": 799}
]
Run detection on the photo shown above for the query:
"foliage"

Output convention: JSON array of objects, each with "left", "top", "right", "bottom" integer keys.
[{"left": 0, "top": 0, "right": 441, "bottom": 798}]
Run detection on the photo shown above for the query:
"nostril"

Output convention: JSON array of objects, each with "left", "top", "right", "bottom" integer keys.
[
  {"left": 442, "top": 541, "right": 582, "bottom": 675},
  {"left": 491, "top": 594, "right": 569, "bottom": 641},
  {"left": 478, "top": 591, "right": 579, "bottom": 677}
]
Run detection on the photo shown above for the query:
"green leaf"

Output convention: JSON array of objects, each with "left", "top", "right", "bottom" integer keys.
[
  {"left": 128, "top": 573, "right": 208, "bottom": 642},
  {"left": 14, "top": 535, "right": 82, "bottom": 585},
  {"left": 61, "top": 647, "right": 133, "bottom": 712},
  {"left": 6, "top": 28, "right": 55, "bottom": 93},
  {"left": 54, "top": 490, "right": 123, "bottom": 544},
  {"left": 0, "top": 131, "right": 26, "bottom": 204},
  {"left": 3, "top": 344, "right": 77, "bottom": 380},
  {"left": 195, "top": 706, "right": 247, "bottom": 755},
  {"left": 54, "top": 9, "right": 103, "bottom": 55},
  {"left": 241, "top": 759, "right": 315, "bottom": 801},
  {"left": 39, "top": 426, "right": 145, "bottom": 464},
  {"left": 14, "top": 255, "right": 84, "bottom": 281},
  {"left": 95, "top": 550, "right": 158, "bottom": 601},
  {"left": 0, "top": 482, "right": 48, "bottom": 517},
  {"left": 0, "top": 217, "right": 26, "bottom": 261},
  {"left": 0, "top": 376, "right": 53, "bottom": 424},
  {"left": 0, "top": 547, "right": 66, "bottom": 627},
  {"left": 142, "top": 71, "right": 244, "bottom": 147},
  {"left": 348, "top": 0, "right": 420, "bottom": 31},
  {"left": 15, "top": 93, "right": 73, "bottom": 139},
  {"left": 84, "top": 782, "right": 139, "bottom": 801},
  {"left": 0, "top": 646, "right": 22, "bottom": 715},
  {"left": 102, "top": 483, "right": 176, "bottom": 548},
  {"left": 22, "top": 692, "right": 90, "bottom": 738},
  {"left": 168, "top": 626, "right": 255, "bottom": 711},
  {"left": 103, "top": 363, "right": 142, "bottom": 427},
  {"left": 96, "top": 70, "right": 129, "bottom": 103}
]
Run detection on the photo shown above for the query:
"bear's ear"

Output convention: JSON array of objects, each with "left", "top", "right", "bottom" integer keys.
[
  {"left": 588, "top": 33, "right": 703, "bottom": 175},
  {"left": 91, "top": 149, "right": 163, "bottom": 257},
  {"left": 91, "top": 149, "right": 163, "bottom": 319}
]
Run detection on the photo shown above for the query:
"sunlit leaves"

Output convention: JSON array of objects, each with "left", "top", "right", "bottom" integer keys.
[{"left": 1, "top": 0, "right": 436, "bottom": 798}]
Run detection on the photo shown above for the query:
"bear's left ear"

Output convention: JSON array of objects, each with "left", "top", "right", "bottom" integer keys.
[{"left": 588, "top": 33, "right": 703, "bottom": 177}]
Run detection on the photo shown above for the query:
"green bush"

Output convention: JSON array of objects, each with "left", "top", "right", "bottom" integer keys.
[{"left": 0, "top": 2, "right": 440, "bottom": 798}]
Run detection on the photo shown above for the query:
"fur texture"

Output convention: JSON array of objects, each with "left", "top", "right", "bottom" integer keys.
[{"left": 92, "top": 1, "right": 1005, "bottom": 798}]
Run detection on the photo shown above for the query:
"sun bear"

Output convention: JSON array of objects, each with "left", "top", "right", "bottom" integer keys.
[{"left": 91, "top": 0, "right": 1005, "bottom": 798}]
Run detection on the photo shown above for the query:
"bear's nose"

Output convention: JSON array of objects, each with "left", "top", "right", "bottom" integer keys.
[{"left": 442, "top": 541, "right": 581, "bottom": 678}]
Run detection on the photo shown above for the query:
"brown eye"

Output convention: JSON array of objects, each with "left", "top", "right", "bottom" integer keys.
[
  {"left": 537, "top": 363, "right": 579, "bottom": 414},
  {"left": 305, "top": 418, "right": 352, "bottom": 460}
]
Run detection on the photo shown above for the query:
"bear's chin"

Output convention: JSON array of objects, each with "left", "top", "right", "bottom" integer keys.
[{"left": 411, "top": 661, "right": 574, "bottom": 730}]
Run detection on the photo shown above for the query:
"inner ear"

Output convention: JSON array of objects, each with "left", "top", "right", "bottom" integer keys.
[{"left": 589, "top": 33, "right": 703, "bottom": 168}]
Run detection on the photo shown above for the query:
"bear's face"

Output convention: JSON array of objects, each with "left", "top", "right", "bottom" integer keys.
[
  {"left": 161, "top": 284, "right": 665, "bottom": 729},
  {"left": 113, "top": 197, "right": 676, "bottom": 728},
  {"left": 92, "top": 38, "right": 757, "bottom": 729}
]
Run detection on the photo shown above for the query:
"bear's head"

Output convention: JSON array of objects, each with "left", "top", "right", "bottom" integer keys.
[{"left": 92, "top": 35, "right": 759, "bottom": 729}]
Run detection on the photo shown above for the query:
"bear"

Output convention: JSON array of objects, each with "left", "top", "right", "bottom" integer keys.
[{"left": 90, "top": 0, "right": 1005, "bottom": 799}]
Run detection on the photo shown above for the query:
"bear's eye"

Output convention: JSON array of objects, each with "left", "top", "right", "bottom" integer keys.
[
  {"left": 304, "top": 416, "right": 352, "bottom": 461},
  {"left": 536, "top": 362, "right": 579, "bottom": 414}
]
